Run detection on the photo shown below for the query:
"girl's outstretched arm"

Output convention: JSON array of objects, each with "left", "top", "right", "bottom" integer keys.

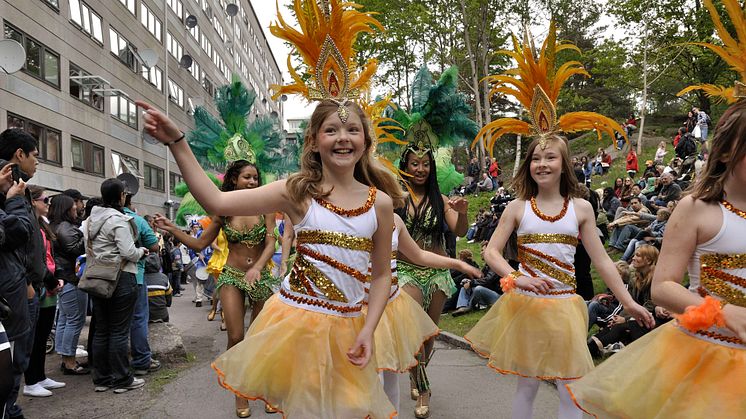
[
  {"left": 347, "top": 191, "right": 394, "bottom": 368},
  {"left": 137, "top": 101, "right": 295, "bottom": 218},
  {"left": 395, "top": 214, "right": 481, "bottom": 278},
  {"left": 153, "top": 214, "right": 220, "bottom": 252},
  {"left": 576, "top": 198, "right": 655, "bottom": 329}
]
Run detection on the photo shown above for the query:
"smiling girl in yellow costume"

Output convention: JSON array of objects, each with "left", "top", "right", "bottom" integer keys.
[
  {"left": 568, "top": 2, "right": 746, "bottom": 417},
  {"left": 463, "top": 22, "right": 654, "bottom": 419},
  {"left": 137, "top": 1, "right": 405, "bottom": 416}
]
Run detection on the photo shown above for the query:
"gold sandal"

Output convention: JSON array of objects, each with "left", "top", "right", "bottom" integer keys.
[
  {"left": 235, "top": 397, "right": 250, "bottom": 417},
  {"left": 414, "top": 391, "right": 431, "bottom": 419},
  {"left": 264, "top": 403, "right": 278, "bottom": 414}
]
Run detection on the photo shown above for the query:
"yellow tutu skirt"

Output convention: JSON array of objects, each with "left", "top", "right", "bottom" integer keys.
[
  {"left": 464, "top": 291, "right": 593, "bottom": 380},
  {"left": 211, "top": 295, "right": 396, "bottom": 419},
  {"left": 567, "top": 322, "right": 746, "bottom": 419},
  {"left": 363, "top": 291, "right": 439, "bottom": 372}
]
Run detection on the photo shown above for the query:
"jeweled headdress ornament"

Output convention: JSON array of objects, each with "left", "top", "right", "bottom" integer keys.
[
  {"left": 269, "top": 0, "right": 382, "bottom": 122},
  {"left": 677, "top": 0, "right": 746, "bottom": 103},
  {"left": 472, "top": 21, "right": 626, "bottom": 155}
]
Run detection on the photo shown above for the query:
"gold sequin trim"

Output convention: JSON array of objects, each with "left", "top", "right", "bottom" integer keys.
[
  {"left": 518, "top": 245, "right": 575, "bottom": 271},
  {"left": 314, "top": 187, "right": 376, "bottom": 217},
  {"left": 296, "top": 230, "right": 373, "bottom": 252},
  {"left": 293, "top": 256, "right": 348, "bottom": 302},
  {"left": 289, "top": 261, "right": 318, "bottom": 297},
  {"left": 280, "top": 288, "right": 361, "bottom": 314},
  {"left": 701, "top": 275, "right": 746, "bottom": 308},
  {"left": 519, "top": 251, "right": 576, "bottom": 288},
  {"left": 701, "top": 253, "right": 746, "bottom": 270},
  {"left": 702, "top": 266, "right": 746, "bottom": 289},
  {"left": 517, "top": 233, "right": 578, "bottom": 246},
  {"left": 298, "top": 246, "right": 370, "bottom": 284}
]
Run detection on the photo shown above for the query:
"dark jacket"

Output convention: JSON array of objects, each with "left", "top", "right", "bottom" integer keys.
[
  {"left": 23, "top": 189, "right": 50, "bottom": 291},
  {"left": 469, "top": 265, "right": 501, "bottom": 294},
  {"left": 52, "top": 220, "right": 85, "bottom": 285},
  {"left": 0, "top": 195, "right": 34, "bottom": 341},
  {"left": 144, "top": 254, "right": 171, "bottom": 322}
]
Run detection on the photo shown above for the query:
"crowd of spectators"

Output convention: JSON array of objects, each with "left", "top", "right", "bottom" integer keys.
[{"left": 0, "top": 128, "right": 195, "bottom": 416}]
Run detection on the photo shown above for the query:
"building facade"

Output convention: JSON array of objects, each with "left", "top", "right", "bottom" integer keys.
[{"left": 0, "top": 0, "right": 283, "bottom": 216}]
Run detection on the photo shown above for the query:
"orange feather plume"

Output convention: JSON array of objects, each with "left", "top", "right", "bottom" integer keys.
[{"left": 473, "top": 21, "right": 625, "bottom": 157}]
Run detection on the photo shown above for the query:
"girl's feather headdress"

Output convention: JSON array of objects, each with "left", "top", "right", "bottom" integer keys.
[
  {"left": 472, "top": 21, "right": 626, "bottom": 155},
  {"left": 677, "top": 0, "right": 746, "bottom": 103},
  {"left": 269, "top": 0, "right": 382, "bottom": 122}
]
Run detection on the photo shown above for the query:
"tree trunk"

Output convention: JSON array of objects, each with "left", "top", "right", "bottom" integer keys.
[
  {"left": 513, "top": 134, "right": 522, "bottom": 177},
  {"left": 637, "top": 22, "right": 647, "bottom": 156},
  {"left": 459, "top": 0, "right": 486, "bottom": 167}
]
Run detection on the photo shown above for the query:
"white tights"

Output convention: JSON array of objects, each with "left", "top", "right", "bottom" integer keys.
[
  {"left": 379, "top": 371, "right": 400, "bottom": 415},
  {"left": 511, "top": 377, "right": 582, "bottom": 419}
]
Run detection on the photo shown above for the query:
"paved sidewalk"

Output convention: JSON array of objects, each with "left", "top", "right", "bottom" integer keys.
[{"left": 20, "top": 283, "right": 577, "bottom": 418}]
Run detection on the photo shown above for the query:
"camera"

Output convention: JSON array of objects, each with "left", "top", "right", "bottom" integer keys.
[{"left": 11, "top": 164, "right": 20, "bottom": 183}]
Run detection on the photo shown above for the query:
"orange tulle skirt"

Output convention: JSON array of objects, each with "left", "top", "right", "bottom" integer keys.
[
  {"left": 211, "top": 295, "right": 396, "bottom": 419},
  {"left": 464, "top": 291, "right": 593, "bottom": 380},
  {"left": 363, "top": 291, "right": 439, "bottom": 372},
  {"left": 567, "top": 322, "right": 746, "bottom": 418}
]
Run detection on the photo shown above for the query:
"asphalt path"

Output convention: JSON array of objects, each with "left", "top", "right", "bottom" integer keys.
[{"left": 20, "top": 283, "right": 572, "bottom": 418}]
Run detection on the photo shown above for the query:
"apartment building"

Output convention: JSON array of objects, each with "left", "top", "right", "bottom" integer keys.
[{"left": 0, "top": 0, "right": 283, "bottom": 216}]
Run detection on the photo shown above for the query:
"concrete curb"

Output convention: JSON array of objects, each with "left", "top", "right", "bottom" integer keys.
[{"left": 436, "top": 330, "right": 473, "bottom": 351}]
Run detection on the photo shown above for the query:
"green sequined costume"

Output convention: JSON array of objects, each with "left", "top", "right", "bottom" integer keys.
[
  {"left": 216, "top": 264, "right": 280, "bottom": 303},
  {"left": 397, "top": 260, "right": 455, "bottom": 311}
]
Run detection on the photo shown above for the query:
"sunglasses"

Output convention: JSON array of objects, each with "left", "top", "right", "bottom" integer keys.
[{"left": 35, "top": 196, "right": 50, "bottom": 204}]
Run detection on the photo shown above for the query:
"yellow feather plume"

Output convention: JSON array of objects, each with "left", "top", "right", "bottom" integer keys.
[
  {"left": 270, "top": 0, "right": 383, "bottom": 101},
  {"left": 473, "top": 21, "right": 625, "bottom": 157},
  {"left": 678, "top": 0, "right": 746, "bottom": 103}
]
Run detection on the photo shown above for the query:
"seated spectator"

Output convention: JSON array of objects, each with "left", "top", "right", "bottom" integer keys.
[
  {"left": 654, "top": 141, "right": 668, "bottom": 165},
  {"left": 588, "top": 245, "right": 671, "bottom": 357},
  {"left": 610, "top": 196, "right": 650, "bottom": 225},
  {"left": 608, "top": 206, "right": 657, "bottom": 252},
  {"left": 465, "top": 209, "right": 487, "bottom": 243},
  {"left": 620, "top": 208, "right": 671, "bottom": 261},
  {"left": 477, "top": 172, "right": 493, "bottom": 192},
  {"left": 672, "top": 127, "right": 684, "bottom": 148},
  {"left": 601, "top": 187, "right": 621, "bottom": 221},
  {"left": 613, "top": 178, "right": 624, "bottom": 198},
  {"left": 642, "top": 160, "right": 656, "bottom": 179},
  {"left": 626, "top": 148, "right": 638, "bottom": 178},
  {"left": 592, "top": 148, "right": 607, "bottom": 175},
  {"left": 581, "top": 156, "right": 592, "bottom": 187},
  {"left": 452, "top": 243, "right": 500, "bottom": 317},
  {"left": 587, "top": 261, "right": 630, "bottom": 330},
  {"left": 675, "top": 132, "right": 697, "bottom": 160},
  {"left": 649, "top": 172, "right": 681, "bottom": 211},
  {"left": 618, "top": 178, "right": 635, "bottom": 207},
  {"left": 444, "top": 249, "right": 481, "bottom": 312},
  {"left": 144, "top": 254, "right": 172, "bottom": 323}
]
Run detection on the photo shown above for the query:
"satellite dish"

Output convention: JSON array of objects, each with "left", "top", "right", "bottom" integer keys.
[
  {"left": 117, "top": 173, "right": 140, "bottom": 196},
  {"left": 0, "top": 39, "right": 26, "bottom": 74},
  {"left": 179, "top": 54, "right": 193, "bottom": 69},
  {"left": 280, "top": 94, "right": 288, "bottom": 102},
  {"left": 139, "top": 48, "right": 159, "bottom": 69},
  {"left": 262, "top": 98, "right": 267, "bottom": 105},
  {"left": 270, "top": 111, "right": 278, "bottom": 118},
  {"left": 226, "top": 3, "right": 239, "bottom": 17},
  {"left": 185, "top": 15, "right": 198, "bottom": 28}
]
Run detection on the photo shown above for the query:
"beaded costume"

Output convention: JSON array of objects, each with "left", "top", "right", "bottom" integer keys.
[
  {"left": 363, "top": 225, "right": 439, "bottom": 373},
  {"left": 464, "top": 21, "right": 624, "bottom": 381},
  {"left": 212, "top": 187, "right": 396, "bottom": 418},
  {"left": 568, "top": 202, "right": 746, "bottom": 418},
  {"left": 465, "top": 200, "right": 594, "bottom": 379}
]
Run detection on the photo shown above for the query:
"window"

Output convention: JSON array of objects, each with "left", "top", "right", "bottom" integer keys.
[
  {"left": 141, "top": 65, "right": 163, "bottom": 91},
  {"left": 170, "top": 172, "right": 183, "bottom": 193},
  {"left": 42, "top": 0, "right": 60, "bottom": 11},
  {"left": 109, "top": 27, "right": 138, "bottom": 71},
  {"left": 201, "top": 0, "right": 212, "bottom": 19},
  {"left": 168, "top": 78, "right": 184, "bottom": 108},
  {"left": 188, "top": 21, "right": 200, "bottom": 40},
  {"left": 6, "top": 113, "right": 62, "bottom": 165},
  {"left": 4, "top": 23, "right": 60, "bottom": 88},
  {"left": 167, "top": 0, "right": 183, "bottom": 20},
  {"left": 144, "top": 163, "right": 165, "bottom": 191},
  {"left": 71, "top": 137, "right": 104, "bottom": 176},
  {"left": 202, "top": 76, "right": 214, "bottom": 98},
  {"left": 140, "top": 3, "right": 162, "bottom": 42},
  {"left": 166, "top": 32, "right": 183, "bottom": 60},
  {"left": 119, "top": 0, "right": 136, "bottom": 15},
  {"left": 69, "top": 63, "right": 104, "bottom": 111},
  {"left": 188, "top": 59, "right": 201, "bottom": 81},
  {"left": 200, "top": 33, "right": 212, "bottom": 58},
  {"left": 69, "top": 0, "right": 103, "bottom": 44},
  {"left": 112, "top": 151, "right": 140, "bottom": 177},
  {"left": 109, "top": 94, "right": 138, "bottom": 129}
]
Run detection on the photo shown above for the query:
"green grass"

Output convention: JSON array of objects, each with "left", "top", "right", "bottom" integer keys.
[
  {"left": 439, "top": 309, "right": 488, "bottom": 337},
  {"left": 146, "top": 352, "right": 196, "bottom": 394}
]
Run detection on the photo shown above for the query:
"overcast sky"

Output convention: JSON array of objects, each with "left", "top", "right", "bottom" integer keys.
[{"left": 249, "top": 0, "right": 314, "bottom": 122}]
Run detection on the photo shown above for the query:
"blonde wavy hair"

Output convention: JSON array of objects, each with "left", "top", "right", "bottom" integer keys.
[{"left": 286, "top": 100, "right": 405, "bottom": 207}]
